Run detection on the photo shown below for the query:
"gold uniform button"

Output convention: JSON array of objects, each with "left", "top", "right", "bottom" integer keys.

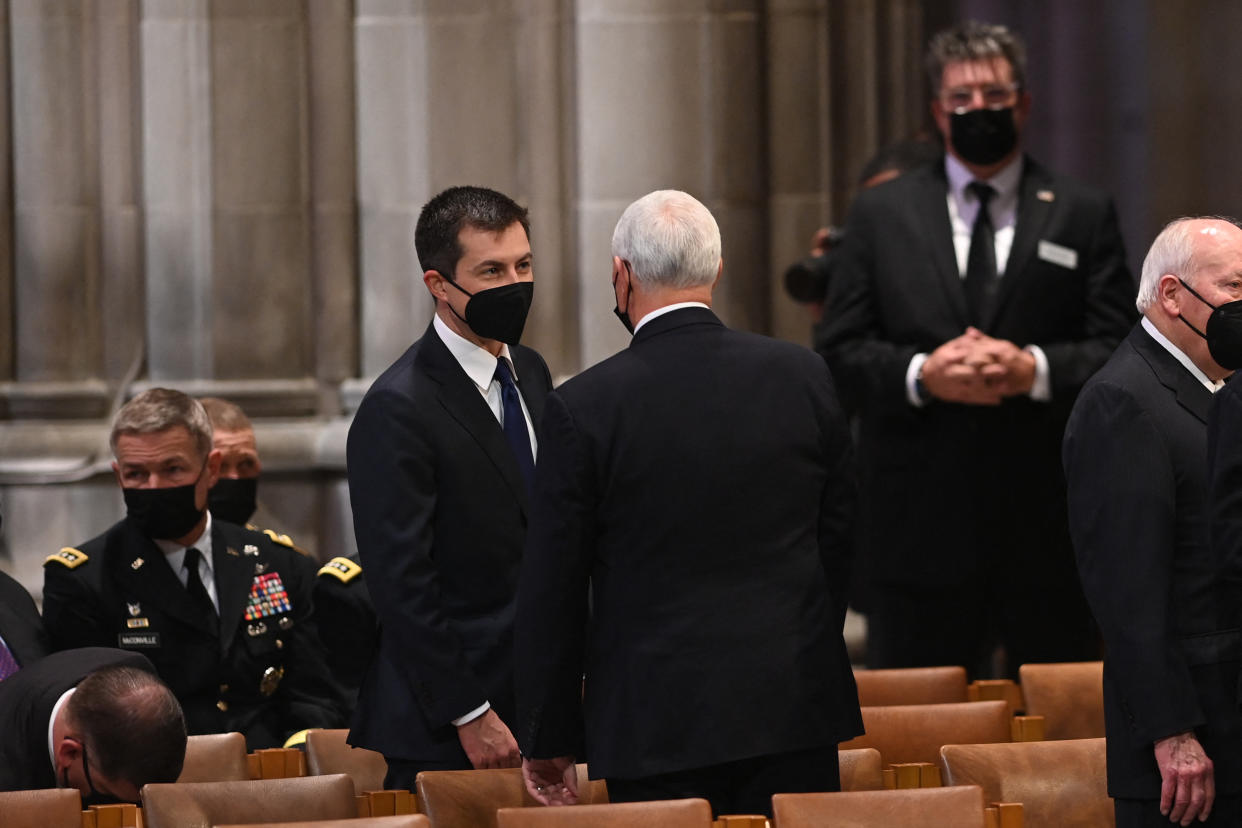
[
  {"left": 275, "top": 639, "right": 283, "bottom": 649},
  {"left": 217, "top": 700, "right": 229, "bottom": 712}
]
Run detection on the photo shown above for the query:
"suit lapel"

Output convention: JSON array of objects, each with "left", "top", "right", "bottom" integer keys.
[
  {"left": 417, "top": 324, "right": 530, "bottom": 512},
  {"left": 111, "top": 521, "right": 216, "bottom": 635},
  {"left": 214, "top": 523, "right": 251, "bottom": 649},
  {"left": 911, "top": 167, "right": 968, "bottom": 327},
  {"left": 986, "top": 158, "right": 1055, "bottom": 329},
  {"left": 1133, "top": 326, "right": 1213, "bottom": 423}
]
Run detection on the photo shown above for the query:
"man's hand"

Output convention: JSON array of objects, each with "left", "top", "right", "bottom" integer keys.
[
  {"left": 921, "top": 329, "right": 1003, "bottom": 405},
  {"left": 523, "top": 756, "right": 579, "bottom": 806},
  {"left": 456, "top": 709, "right": 521, "bottom": 769},
  {"left": 966, "top": 333, "right": 1037, "bottom": 397},
  {"left": 1155, "top": 731, "right": 1214, "bottom": 825}
]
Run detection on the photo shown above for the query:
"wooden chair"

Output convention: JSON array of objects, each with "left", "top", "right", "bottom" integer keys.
[
  {"left": 0, "top": 788, "right": 81, "bottom": 828},
  {"left": 416, "top": 765, "right": 607, "bottom": 828},
  {"left": 178, "top": 731, "right": 250, "bottom": 782},
  {"left": 838, "top": 747, "right": 884, "bottom": 792},
  {"left": 141, "top": 773, "right": 357, "bottom": 828},
  {"left": 1018, "top": 661, "right": 1105, "bottom": 740},
  {"left": 852, "top": 666, "right": 969, "bottom": 706},
  {"left": 496, "top": 798, "right": 713, "bottom": 827},
  {"left": 217, "top": 818, "right": 429, "bottom": 828},
  {"left": 940, "top": 737, "right": 1112, "bottom": 828},
  {"left": 305, "top": 728, "right": 388, "bottom": 794},
  {"left": 839, "top": 700, "right": 1012, "bottom": 766},
  {"left": 772, "top": 785, "right": 987, "bottom": 828}
]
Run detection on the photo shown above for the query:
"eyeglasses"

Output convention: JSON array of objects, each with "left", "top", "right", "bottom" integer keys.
[{"left": 940, "top": 83, "right": 1020, "bottom": 113}]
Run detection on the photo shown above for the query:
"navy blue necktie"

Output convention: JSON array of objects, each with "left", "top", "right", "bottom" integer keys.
[
  {"left": 965, "top": 181, "right": 998, "bottom": 327},
  {"left": 494, "top": 358, "right": 535, "bottom": 495}
]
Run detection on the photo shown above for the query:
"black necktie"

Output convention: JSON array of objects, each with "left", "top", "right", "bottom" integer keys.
[
  {"left": 184, "top": 547, "right": 218, "bottom": 625},
  {"left": 965, "top": 181, "right": 997, "bottom": 327},
  {"left": 494, "top": 358, "right": 535, "bottom": 496}
]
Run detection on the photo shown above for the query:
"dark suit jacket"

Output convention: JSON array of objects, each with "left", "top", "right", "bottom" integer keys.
[
  {"left": 517, "top": 308, "right": 862, "bottom": 779},
  {"left": 816, "top": 157, "right": 1136, "bottom": 589},
  {"left": 346, "top": 322, "right": 553, "bottom": 764},
  {"left": 42, "top": 518, "right": 343, "bottom": 749},
  {"left": 313, "top": 554, "right": 376, "bottom": 713},
  {"left": 1065, "top": 324, "right": 1242, "bottom": 797},
  {"left": 0, "top": 647, "right": 152, "bottom": 792},
  {"left": 0, "top": 570, "right": 49, "bottom": 668}
]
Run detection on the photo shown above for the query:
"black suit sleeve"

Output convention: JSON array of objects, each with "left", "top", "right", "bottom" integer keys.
[
  {"left": 813, "top": 363, "right": 857, "bottom": 628},
  {"left": 1209, "top": 379, "right": 1242, "bottom": 599},
  {"left": 1065, "top": 380, "right": 1204, "bottom": 742},
  {"left": 347, "top": 386, "right": 489, "bottom": 728},
  {"left": 0, "top": 572, "right": 50, "bottom": 665},
  {"left": 42, "top": 563, "right": 112, "bottom": 652},
  {"left": 1040, "top": 198, "right": 1136, "bottom": 398},
  {"left": 515, "top": 391, "right": 592, "bottom": 760}
]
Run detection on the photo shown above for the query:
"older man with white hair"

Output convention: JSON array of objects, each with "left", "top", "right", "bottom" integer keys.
[
  {"left": 515, "top": 190, "right": 862, "bottom": 817},
  {"left": 1065, "top": 216, "right": 1242, "bottom": 827}
]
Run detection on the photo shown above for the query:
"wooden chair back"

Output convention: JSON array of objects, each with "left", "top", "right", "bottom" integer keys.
[
  {"left": 305, "top": 728, "right": 388, "bottom": 794},
  {"left": 0, "top": 788, "right": 82, "bottom": 828},
  {"left": 178, "top": 732, "right": 250, "bottom": 782},
  {"left": 141, "top": 773, "right": 356, "bottom": 828},
  {"left": 1018, "top": 661, "right": 1105, "bottom": 740},
  {"left": 853, "top": 666, "right": 969, "bottom": 706},
  {"left": 216, "top": 818, "right": 429, "bottom": 828},
  {"left": 838, "top": 747, "right": 884, "bottom": 791},
  {"left": 839, "top": 700, "right": 1012, "bottom": 766},
  {"left": 772, "top": 785, "right": 986, "bottom": 828},
  {"left": 496, "top": 798, "right": 712, "bottom": 827},
  {"left": 416, "top": 765, "right": 606, "bottom": 828}
]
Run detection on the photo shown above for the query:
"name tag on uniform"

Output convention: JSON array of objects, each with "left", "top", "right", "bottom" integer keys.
[
  {"left": 1038, "top": 240, "right": 1078, "bottom": 270},
  {"left": 119, "top": 632, "right": 160, "bottom": 648}
]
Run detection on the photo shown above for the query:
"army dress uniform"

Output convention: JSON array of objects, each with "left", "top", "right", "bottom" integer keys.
[
  {"left": 42, "top": 516, "right": 344, "bottom": 749},
  {"left": 312, "top": 554, "right": 377, "bottom": 713}
]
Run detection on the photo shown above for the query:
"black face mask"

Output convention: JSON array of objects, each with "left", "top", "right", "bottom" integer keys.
[
  {"left": 124, "top": 466, "right": 207, "bottom": 540},
  {"left": 209, "top": 477, "right": 258, "bottom": 525},
  {"left": 64, "top": 743, "right": 130, "bottom": 807},
  {"left": 1178, "top": 279, "right": 1242, "bottom": 370},
  {"left": 949, "top": 106, "right": 1018, "bottom": 167},
  {"left": 612, "top": 265, "right": 635, "bottom": 335},
  {"left": 443, "top": 279, "right": 533, "bottom": 345}
]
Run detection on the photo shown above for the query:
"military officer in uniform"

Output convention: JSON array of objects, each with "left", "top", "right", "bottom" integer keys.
[
  {"left": 313, "top": 553, "right": 376, "bottom": 713},
  {"left": 43, "top": 388, "right": 344, "bottom": 749}
]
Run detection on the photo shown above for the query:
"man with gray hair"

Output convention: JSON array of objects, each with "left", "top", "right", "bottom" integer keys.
[
  {"left": 516, "top": 190, "right": 861, "bottom": 816},
  {"left": 817, "top": 19, "right": 1136, "bottom": 676},
  {"left": 1065, "top": 217, "right": 1242, "bottom": 826},
  {"left": 43, "top": 388, "right": 343, "bottom": 749}
]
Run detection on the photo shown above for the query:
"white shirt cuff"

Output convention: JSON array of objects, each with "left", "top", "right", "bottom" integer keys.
[
  {"left": 906, "top": 353, "right": 930, "bottom": 407},
  {"left": 452, "top": 701, "right": 491, "bottom": 727},
  {"left": 1026, "top": 345, "right": 1051, "bottom": 401}
]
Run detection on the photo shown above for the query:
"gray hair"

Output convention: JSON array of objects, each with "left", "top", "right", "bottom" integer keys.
[
  {"left": 1136, "top": 216, "right": 1242, "bottom": 313},
  {"left": 926, "top": 20, "right": 1027, "bottom": 93},
  {"left": 611, "top": 190, "right": 721, "bottom": 290},
  {"left": 111, "top": 388, "right": 213, "bottom": 460}
]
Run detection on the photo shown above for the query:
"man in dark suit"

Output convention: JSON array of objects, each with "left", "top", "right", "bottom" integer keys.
[
  {"left": 43, "top": 389, "right": 344, "bottom": 750},
  {"left": 1065, "top": 217, "right": 1242, "bottom": 827},
  {"left": 313, "top": 553, "right": 376, "bottom": 713},
  {"left": 0, "top": 647, "right": 185, "bottom": 798},
  {"left": 347, "top": 186, "right": 553, "bottom": 788},
  {"left": 816, "top": 20, "right": 1136, "bottom": 674},
  {"left": 517, "top": 190, "right": 861, "bottom": 817},
  {"left": 0, "top": 570, "right": 49, "bottom": 677}
]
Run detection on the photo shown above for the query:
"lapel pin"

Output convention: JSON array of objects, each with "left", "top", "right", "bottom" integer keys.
[
  {"left": 128, "top": 602, "right": 142, "bottom": 617},
  {"left": 1036, "top": 189, "right": 1055, "bottom": 202},
  {"left": 255, "top": 562, "right": 269, "bottom": 575},
  {"left": 243, "top": 544, "right": 259, "bottom": 557},
  {"left": 131, "top": 557, "right": 144, "bottom": 570}
]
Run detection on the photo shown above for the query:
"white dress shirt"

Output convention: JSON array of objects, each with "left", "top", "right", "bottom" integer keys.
[{"left": 1142, "top": 316, "right": 1225, "bottom": 393}]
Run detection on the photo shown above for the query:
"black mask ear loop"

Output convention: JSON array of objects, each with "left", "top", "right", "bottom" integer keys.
[
  {"left": 440, "top": 274, "right": 474, "bottom": 328},
  {"left": 1178, "top": 278, "right": 1216, "bottom": 338}
]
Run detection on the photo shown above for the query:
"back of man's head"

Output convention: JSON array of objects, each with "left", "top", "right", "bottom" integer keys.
[
  {"left": 611, "top": 190, "right": 721, "bottom": 291},
  {"left": 111, "top": 388, "right": 213, "bottom": 461},
  {"left": 415, "top": 186, "right": 531, "bottom": 279},
  {"left": 199, "top": 396, "right": 253, "bottom": 435},
  {"left": 67, "top": 666, "right": 187, "bottom": 789},
  {"left": 925, "top": 20, "right": 1027, "bottom": 91}
]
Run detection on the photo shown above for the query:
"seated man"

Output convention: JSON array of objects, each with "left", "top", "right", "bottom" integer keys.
[
  {"left": 0, "top": 647, "right": 186, "bottom": 799},
  {"left": 43, "top": 388, "right": 344, "bottom": 749},
  {"left": 199, "top": 397, "right": 264, "bottom": 527}
]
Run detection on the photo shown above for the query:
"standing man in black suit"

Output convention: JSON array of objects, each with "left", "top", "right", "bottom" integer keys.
[
  {"left": 347, "top": 186, "right": 553, "bottom": 788},
  {"left": 816, "top": 20, "right": 1136, "bottom": 674},
  {"left": 517, "top": 190, "right": 861, "bottom": 817},
  {"left": 43, "top": 389, "right": 343, "bottom": 749},
  {"left": 0, "top": 647, "right": 185, "bottom": 798},
  {"left": 1065, "top": 217, "right": 1242, "bottom": 827}
]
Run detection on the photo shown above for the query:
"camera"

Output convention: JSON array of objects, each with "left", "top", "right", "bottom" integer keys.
[{"left": 783, "top": 226, "right": 846, "bottom": 304}]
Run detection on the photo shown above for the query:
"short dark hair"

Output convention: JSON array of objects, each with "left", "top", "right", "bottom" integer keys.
[
  {"left": 414, "top": 186, "right": 531, "bottom": 279},
  {"left": 926, "top": 20, "right": 1027, "bottom": 93},
  {"left": 199, "top": 397, "right": 254, "bottom": 434},
  {"left": 68, "top": 666, "right": 187, "bottom": 788},
  {"left": 111, "top": 388, "right": 213, "bottom": 461}
]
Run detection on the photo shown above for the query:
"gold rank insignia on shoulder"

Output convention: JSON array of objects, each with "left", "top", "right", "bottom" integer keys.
[
  {"left": 262, "top": 529, "right": 296, "bottom": 549},
  {"left": 45, "top": 547, "right": 88, "bottom": 569},
  {"left": 318, "top": 556, "right": 362, "bottom": 583}
]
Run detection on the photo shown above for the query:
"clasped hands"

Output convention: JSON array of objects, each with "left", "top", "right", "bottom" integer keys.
[{"left": 921, "top": 327, "right": 1036, "bottom": 405}]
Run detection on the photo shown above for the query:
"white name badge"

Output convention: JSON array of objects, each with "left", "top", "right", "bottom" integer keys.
[{"left": 1038, "top": 240, "right": 1078, "bottom": 270}]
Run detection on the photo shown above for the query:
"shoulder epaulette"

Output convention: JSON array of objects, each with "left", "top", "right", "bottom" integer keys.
[
  {"left": 45, "top": 547, "right": 88, "bottom": 569},
  {"left": 318, "top": 556, "right": 362, "bottom": 584},
  {"left": 261, "top": 528, "right": 296, "bottom": 549}
]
